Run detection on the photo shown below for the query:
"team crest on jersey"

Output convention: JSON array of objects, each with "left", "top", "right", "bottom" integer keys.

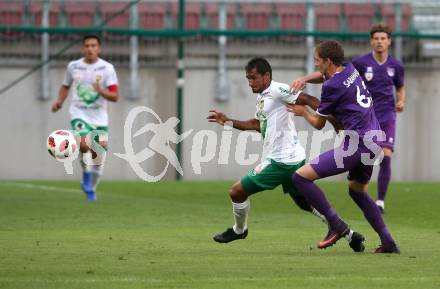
[
  {"left": 77, "top": 84, "right": 100, "bottom": 105},
  {"left": 364, "top": 66, "right": 373, "bottom": 81},
  {"left": 386, "top": 67, "right": 395, "bottom": 77}
]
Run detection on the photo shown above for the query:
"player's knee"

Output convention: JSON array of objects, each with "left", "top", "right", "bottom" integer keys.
[
  {"left": 229, "top": 184, "right": 248, "bottom": 203},
  {"left": 295, "top": 164, "right": 319, "bottom": 181},
  {"left": 290, "top": 194, "right": 312, "bottom": 212},
  {"left": 349, "top": 181, "right": 368, "bottom": 193}
]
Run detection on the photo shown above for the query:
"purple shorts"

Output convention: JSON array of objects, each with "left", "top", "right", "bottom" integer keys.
[
  {"left": 310, "top": 137, "right": 382, "bottom": 184},
  {"left": 378, "top": 119, "right": 396, "bottom": 150}
]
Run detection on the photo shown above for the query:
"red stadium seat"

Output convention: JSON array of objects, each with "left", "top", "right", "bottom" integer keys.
[
  {"left": 138, "top": 2, "right": 168, "bottom": 30},
  {"left": 344, "top": 4, "right": 375, "bottom": 32},
  {"left": 28, "top": 2, "right": 60, "bottom": 27},
  {"left": 315, "top": 4, "right": 342, "bottom": 32},
  {"left": 64, "top": 3, "right": 97, "bottom": 28},
  {"left": 240, "top": 3, "right": 272, "bottom": 30},
  {"left": 205, "top": 3, "right": 236, "bottom": 29},
  {"left": 101, "top": 2, "right": 130, "bottom": 28},
  {"left": 275, "top": 3, "right": 306, "bottom": 31},
  {"left": 100, "top": 2, "right": 131, "bottom": 40},
  {"left": 171, "top": 3, "right": 202, "bottom": 30},
  {"left": 0, "top": 2, "right": 23, "bottom": 26},
  {"left": 0, "top": 2, "right": 24, "bottom": 37},
  {"left": 380, "top": 4, "right": 412, "bottom": 32}
]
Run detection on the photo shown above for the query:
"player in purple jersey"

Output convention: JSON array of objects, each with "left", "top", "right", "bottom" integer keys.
[
  {"left": 287, "top": 40, "right": 399, "bottom": 253},
  {"left": 351, "top": 24, "right": 406, "bottom": 213}
]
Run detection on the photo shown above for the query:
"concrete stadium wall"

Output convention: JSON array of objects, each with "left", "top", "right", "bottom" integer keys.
[{"left": 0, "top": 65, "right": 438, "bottom": 181}]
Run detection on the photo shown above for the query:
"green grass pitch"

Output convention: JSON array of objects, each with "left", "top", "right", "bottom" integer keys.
[{"left": 0, "top": 180, "right": 439, "bottom": 289}]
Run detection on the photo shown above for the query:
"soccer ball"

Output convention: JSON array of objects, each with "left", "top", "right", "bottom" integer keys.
[{"left": 47, "top": 130, "right": 77, "bottom": 159}]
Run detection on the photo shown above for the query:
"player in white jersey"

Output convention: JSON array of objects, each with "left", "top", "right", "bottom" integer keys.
[
  {"left": 207, "top": 58, "right": 365, "bottom": 251},
  {"left": 51, "top": 35, "right": 120, "bottom": 201}
]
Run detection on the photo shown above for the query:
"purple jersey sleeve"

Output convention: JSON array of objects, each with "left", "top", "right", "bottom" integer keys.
[
  {"left": 393, "top": 62, "right": 404, "bottom": 88},
  {"left": 316, "top": 84, "right": 340, "bottom": 117}
]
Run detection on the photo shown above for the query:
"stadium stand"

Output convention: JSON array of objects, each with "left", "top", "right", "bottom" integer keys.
[
  {"left": 28, "top": 2, "right": 60, "bottom": 27},
  {"left": 139, "top": 2, "right": 169, "bottom": 30},
  {"left": 205, "top": 3, "right": 236, "bottom": 29},
  {"left": 315, "top": 4, "right": 342, "bottom": 32},
  {"left": 344, "top": 3, "right": 376, "bottom": 32},
  {"left": 0, "top": 2, "right": 24, "bottom": 26},
  {"left": 64, "top": 3, "right": 97, "bottom": 28},
  {"left": 101, "top": 2, "right": 130, "bottom": 28},
  {"left": 171, "top": 2, "right": 202, "bottom": 30},
  {"left": 240, "top": 3, "right": 272, "bottom": 31},
  {"left": 380, "top": 3, "right": 412, "bottom": 32},
  {"left": 411, "top": 2, "right": 440, "bottom": 57},
  {"left": 275, "top": 3, "right": 306, "bottom": 31},
  {"left": 0, "top": 1, "right": 24, "bottom": 37}
]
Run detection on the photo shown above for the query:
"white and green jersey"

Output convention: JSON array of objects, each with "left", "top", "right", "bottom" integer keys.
[
  {"left": 63, "top": 57, "right": 118, "bottom": 127},
  {"left": 255, "top": 80, "right": 305, "bottom": 164}
]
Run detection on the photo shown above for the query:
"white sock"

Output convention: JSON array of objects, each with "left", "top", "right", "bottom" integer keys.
[
  {"left": 232, "top": 199, "right": 250, "bottom": 234},
  {"left": 345, "top": 230, "right": 355, "bottom": 242},
  {"left": 376, "top": 200, "right": 385, "bottom": 209},
  {"left": 311, "top": 208, "right": 327, "bottom": 224},
  {"left": 90, "top": 164, "right": 104, "bottom": 191},
  {"left": 81, "top": 152, "right": 92, "bottom": 173}
]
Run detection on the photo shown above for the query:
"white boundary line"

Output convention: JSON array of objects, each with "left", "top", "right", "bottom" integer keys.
[{"left": 0, "top": 181, "right": 82, "bottom": 194}]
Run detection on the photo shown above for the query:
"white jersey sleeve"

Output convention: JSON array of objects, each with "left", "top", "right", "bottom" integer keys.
[
  {"left": 62, "top": 62, "right": 73, "bottom": 87},
  {"left": 271, "top": 82, "right": 301, "bottom": 104},
  {"left": 104, "top": 64, "right": 118, "bottom": 88}
]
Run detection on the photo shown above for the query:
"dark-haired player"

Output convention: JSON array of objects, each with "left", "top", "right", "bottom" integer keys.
[
  {"left": 352, "top": 24, "right": 406, "bottom": 213},
  {"left": 52, "top": 35, "right": 120, "bottom": 201}
]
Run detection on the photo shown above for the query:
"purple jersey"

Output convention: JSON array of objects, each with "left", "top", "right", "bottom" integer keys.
[
  {"left": 316, "top": 63, "right": 381, "bottom": 137},
  {"left": 352, "top": 52, "right": 404, "bottom": 122}
]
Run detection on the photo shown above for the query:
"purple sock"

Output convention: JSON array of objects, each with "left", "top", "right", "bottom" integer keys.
[
  {"left": 293, "top": 173, "right": 345, "bottom": 231},
  {"left": 348, "top": 188, "right": 396, "bottom": 247},
  {"left": 378, "top": 156, "right": 391, "bottom": 201}
]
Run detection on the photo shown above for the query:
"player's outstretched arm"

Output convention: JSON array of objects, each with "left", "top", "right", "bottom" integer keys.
[
  {"left": 51, "top": 85, "right": 70, "bottom": 112},
  {"left": 326, "top": 115, "right": 343, "bottom": 133},
  {"left": 289, "top": 71, "right": 324, "bottom": 92},
  {"left": 293, "top": 93, "right": 342, "bottom": 132},
  {"left": 286, "top": 104, "right": 326, "bottom": 130},
  {"left": 296, "top": 92, "right": 321, "bottom": 110},
  {"left": 207, "top": 110, "right": 260, "bottom": 132}
]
